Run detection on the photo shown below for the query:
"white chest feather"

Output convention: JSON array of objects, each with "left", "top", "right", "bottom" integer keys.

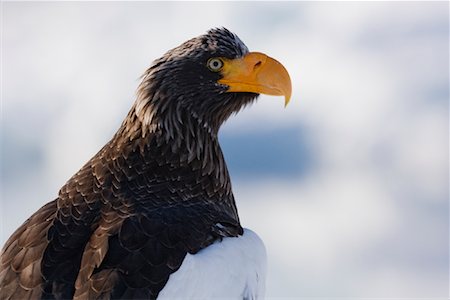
[{"left": 158, "top": 229, "right": 267, "bottom": 300}]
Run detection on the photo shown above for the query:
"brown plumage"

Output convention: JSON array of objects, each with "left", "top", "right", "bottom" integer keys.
[{"left": 0, "top": 28, "right": 291, "bottom": 299}]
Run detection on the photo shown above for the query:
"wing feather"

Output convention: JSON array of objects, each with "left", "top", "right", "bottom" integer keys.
[{"left": 0, "top": 201, "right": 57, "bottom": 300}]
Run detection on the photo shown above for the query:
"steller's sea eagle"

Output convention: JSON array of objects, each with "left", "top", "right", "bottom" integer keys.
[{"left": 0, "top": 28, "right": 291, "bottom": 299}]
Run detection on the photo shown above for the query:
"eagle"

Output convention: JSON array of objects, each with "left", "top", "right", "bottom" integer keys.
[{"left": 0, "top": 28, "right": 291, "bottom": 299}]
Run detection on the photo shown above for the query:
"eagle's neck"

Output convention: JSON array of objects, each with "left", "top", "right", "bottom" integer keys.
[
  {"left": 99, "top": 75, "right": 240, "bottom": 224},
  {"left": 112, "top": 97, "right": 234, "bottom": 203}
]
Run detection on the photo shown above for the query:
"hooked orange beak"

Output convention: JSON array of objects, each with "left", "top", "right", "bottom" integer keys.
[{"left": 218, "top": 52, "right": 292, "bottom": 106}]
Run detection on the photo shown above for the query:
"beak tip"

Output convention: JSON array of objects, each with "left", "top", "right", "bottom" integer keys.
[
  {"left": 284, "top": 93, "right": 291, "bottom": 108},
  {"left": 284, "top": 99, "right": 289, "bottom": 107}
]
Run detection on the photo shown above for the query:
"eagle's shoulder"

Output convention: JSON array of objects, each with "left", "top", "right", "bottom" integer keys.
[{"left": 158, "top": 228, "right": 267, "bottom": 299}]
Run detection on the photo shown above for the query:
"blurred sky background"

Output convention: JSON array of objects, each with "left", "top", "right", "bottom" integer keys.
[{"left": 1, "top": 1, "right": 449, "bottom": 299}]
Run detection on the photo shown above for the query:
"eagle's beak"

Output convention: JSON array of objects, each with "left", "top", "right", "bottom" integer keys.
[{"left": 218, "top": 52, "right": 292, "bottom": 106}]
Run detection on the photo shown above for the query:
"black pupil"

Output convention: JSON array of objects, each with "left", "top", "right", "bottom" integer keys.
[{"left": 212, "top": 60, "right": 220, "bottom": 68}]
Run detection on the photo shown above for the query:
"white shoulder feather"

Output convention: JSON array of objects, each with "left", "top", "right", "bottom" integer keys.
[{"left": 158, "top": 228, "right": 267, "bottom": 299}]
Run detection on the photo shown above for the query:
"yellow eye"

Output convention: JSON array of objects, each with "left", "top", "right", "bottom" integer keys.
[{"left": 207, "top": 58, "right": 224, "bottom": 72}]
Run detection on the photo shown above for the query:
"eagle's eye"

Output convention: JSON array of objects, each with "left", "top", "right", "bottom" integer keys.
[{"left": 207, "top": 58, "right": 224, "bottom": 72}]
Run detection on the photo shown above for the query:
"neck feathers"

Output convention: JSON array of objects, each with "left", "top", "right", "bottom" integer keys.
[{"left": 113, "top": 90, "right": 232, "bottom": 197}]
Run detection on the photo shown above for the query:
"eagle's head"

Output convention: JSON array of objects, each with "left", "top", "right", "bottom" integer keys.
[{"left": 128, "top": 28, "right": 291, "bottom": 139}]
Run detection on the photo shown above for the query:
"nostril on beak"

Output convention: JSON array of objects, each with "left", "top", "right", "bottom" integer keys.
[{"left": 254, "top": 61, "right": 262, "bottom": 70}]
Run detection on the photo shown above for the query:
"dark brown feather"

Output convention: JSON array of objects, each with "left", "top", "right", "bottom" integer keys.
[{"left": 0, "top": 201, "right": 57, "bottom": 299}]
